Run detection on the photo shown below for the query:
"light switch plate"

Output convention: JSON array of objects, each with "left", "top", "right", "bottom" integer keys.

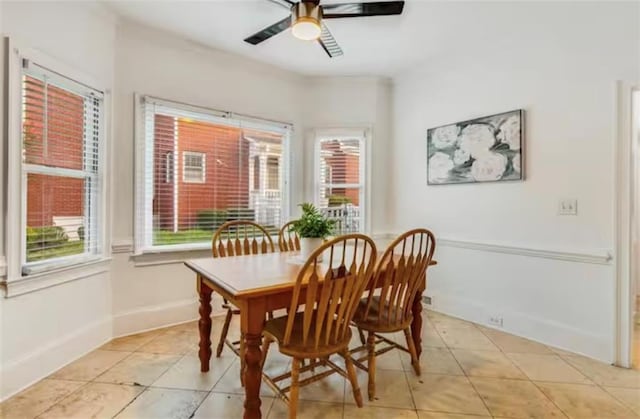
[{"left": 558, "top": 199, "right": 578, "bottom": 215}]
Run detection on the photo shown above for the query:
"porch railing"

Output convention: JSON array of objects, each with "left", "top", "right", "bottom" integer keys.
[{"left": 320, "top": 205, "right": 360, "bottom": 234}]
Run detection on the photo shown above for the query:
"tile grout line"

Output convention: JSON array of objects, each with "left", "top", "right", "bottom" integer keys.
[
  {"left": 108, "top": 322, "right": 227, "bottom": 419},
  {"left": 41, "top": 326, "right": 201, "bottom": 419},
  {"left": 429, "top": 316, "right": 496, "bottom": 419},
  {"left": 32, "top": 348, "right": 145, "bottom": 418},
  {"left": 473, "top": 320, "right": 572, "bottom": 419},
  {"left": 599, "top": 386, "right": 640, "bottom": 416},
  {"left": 530, "top": 338, "right": 640, "bottom": 416}
]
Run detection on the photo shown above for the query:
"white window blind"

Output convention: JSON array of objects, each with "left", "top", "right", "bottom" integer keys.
[
  {"left": 21, "top": 61, "right": 104, "bottom": 273},
  {"left": 136, "top": 96, "right": 291, "bottom": 252},
  {"left": 316, "top": 134, "right": 365, "bottom": 234}
]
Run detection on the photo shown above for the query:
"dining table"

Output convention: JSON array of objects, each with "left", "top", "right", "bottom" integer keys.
[{"left": 185, "top": 251, "right": 437, "bottom": 419}]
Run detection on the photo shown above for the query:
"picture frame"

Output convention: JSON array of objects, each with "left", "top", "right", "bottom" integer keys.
[{"left": 426, "top": 109, "right": 524, "bottom": 185}]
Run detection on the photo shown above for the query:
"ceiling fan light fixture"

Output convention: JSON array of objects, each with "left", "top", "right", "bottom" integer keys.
[
  {"left": 291, "top": 2, "right": 322, "bottom": 41},
  {"left": 292, "top": 18, "right": 321, "bottom": 40}
]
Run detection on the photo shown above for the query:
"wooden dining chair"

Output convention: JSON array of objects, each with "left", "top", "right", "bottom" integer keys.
[
  {"left": 260, "top": 234, "right": 377, "bottom": 419},
  {"left": 211, "top": 220, "right": 276, "bottom": 367},
  {"left": 278, "top": 220, "right": 300, "bottom": 252},
  {"left": 351, "top": 228, "right": 436, "bottom": 401}
]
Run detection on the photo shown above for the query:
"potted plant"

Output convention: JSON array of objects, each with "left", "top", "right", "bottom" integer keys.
[{"left": 292, "top": 203, "right": 335, "bottom": 261}]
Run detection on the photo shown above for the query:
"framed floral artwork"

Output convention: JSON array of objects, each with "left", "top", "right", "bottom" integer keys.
[{"left": 427, "top": 109, "right": 524, "bottom": 185}]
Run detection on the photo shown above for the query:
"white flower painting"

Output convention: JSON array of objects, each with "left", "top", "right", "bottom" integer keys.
[{"left": 426, "top": 109, "right": 523, "bottom": 185}]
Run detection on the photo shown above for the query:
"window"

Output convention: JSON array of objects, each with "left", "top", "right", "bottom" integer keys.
[
  {"left": 316, "top": 133, "right": 366, "bottom": 234},
  {"left": 136, "top": 96, "right": 291, "bottom": 252},
  {"left": 19, "top": 59, "right": 104, "bottom": 273},
  {"left": 183, "top": 151, "right": 205, "bottom": 183}
]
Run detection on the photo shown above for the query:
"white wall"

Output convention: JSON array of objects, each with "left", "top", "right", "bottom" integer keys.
[
  {"left": 109, "top": 21, "right": 308, "bottom": 335},
  {"left": 0, "top": 2, "right": 116, "bottom": 399},
  {"left": 391, "top": 1, "right": 640, "bottom": 362}
]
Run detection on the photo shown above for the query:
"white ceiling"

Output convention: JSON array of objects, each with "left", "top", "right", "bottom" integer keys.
[{"left": 105, "top": 0, "right": 527, "bottom": 77}]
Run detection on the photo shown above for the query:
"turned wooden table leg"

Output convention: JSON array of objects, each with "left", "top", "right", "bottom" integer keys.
[
  {"left": 241, "top": 298, "right": 266, "bottom": 419},
  {"left": 411, "top": 277, "right": 425, "bottom": 359},
  {"left": 198, "top": 278, "right": 213, "bottom": 372}
]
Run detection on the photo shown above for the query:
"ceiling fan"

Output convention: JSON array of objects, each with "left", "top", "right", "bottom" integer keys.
[{"left": 244, "top": 0, "right": 405, "bottom": 58}]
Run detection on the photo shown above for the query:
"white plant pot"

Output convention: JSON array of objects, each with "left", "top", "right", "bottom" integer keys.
[{"left": 300, "top": 237, "right": 324, "bottom": 262}]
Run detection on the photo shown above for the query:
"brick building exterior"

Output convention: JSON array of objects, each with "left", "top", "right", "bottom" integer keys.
[
  {"left": 153, "top": 116, "right": 250, "bottom": 230},
  {"left": 23, "top": 76, "right": 85, "bottom": 228}
]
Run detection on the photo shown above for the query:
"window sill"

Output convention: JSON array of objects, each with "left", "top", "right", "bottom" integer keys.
[
  {"left": 132, "top": 246, "right": 212, "bottom": 267},
  {"left": 1, "top": 257, "right": 111, "bottom": 298},
  {"left": 130, "top": 235, "right": 278, "bottom": 267}
]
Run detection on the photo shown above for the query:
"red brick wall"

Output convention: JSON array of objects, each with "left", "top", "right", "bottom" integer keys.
[
  {"left": 153, "top": 118, "right": 250, "bottom": 230},
  {"left": 23, "top": 76, "right": 84, "bottom": 227},
  {"left": 176, "top": 119, "right": 250, "bottom": 229},
  {"left": 153, "top": 114, "right": 176, "bottom": 229}
]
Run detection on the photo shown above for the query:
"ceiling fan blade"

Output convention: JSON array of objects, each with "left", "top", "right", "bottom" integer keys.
[
  {"left": 318, "top": 23, "right": 343, "bottom": 58},
  {"left": 322, "top": 1, "right": 404, "bottom": 18},
  {"left": 244, "top": 16, "right": 292, "bottom": 45},
  {"left": 266, "top": 0, "right": 295, "bottom": 9}
]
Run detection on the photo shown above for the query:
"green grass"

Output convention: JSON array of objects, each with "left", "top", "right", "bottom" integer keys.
[
  {"left": 154, "top": 229, "right": 213, "bottom": 245},
  {"left": 27, "top": 240, "right": 85, "bottom": 262},
  {"left": 153, "top": 226, "right": 279, "bottom": 246}
]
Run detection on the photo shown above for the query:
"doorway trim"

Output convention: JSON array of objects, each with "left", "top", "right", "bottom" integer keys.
[{"left": 614, "top": 81, "right": 639, "bottom": 367}]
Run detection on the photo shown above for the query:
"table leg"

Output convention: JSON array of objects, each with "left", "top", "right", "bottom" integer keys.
[
  {"left": 198, "top": 278, "right": 213, "bottom": 373},
  {"left": 241, "top": 298, "right": 267, "bottom": 419},
  {"left": 411, "top": 278, "right": 425, "bottom": 359}
]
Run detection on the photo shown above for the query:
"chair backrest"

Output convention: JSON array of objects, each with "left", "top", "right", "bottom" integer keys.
[
  {"left": 360, "top": 229, "right": 436, "bottom": 327},
  {"left": 283, "top": 234, "right": 377, "bottom": 349},
  {"left": 211, "top": 220, "right": 275, "bottom": 258},
  {"left": 278, "top": 220, "right": 300, "bottom": 252}
]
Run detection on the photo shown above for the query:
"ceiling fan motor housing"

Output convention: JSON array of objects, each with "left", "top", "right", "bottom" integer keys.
[{"left": 292, "top": 2, "right": 323, "bottom": 28}]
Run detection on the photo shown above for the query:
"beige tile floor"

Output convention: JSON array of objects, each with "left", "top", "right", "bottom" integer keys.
[{"left": 1, "top": 311, "right": 640, "bottom": 419}]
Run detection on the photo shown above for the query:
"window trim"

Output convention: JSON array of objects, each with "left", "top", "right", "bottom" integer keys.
[
  {"left": 3, "top": 39, "right": 109, "bottom": 293},
  {"left": 134, "top": 94, "right": 292, "bottom": 255},
  {"left": 182, "top": 151, "right": 206, "bottom": 184},
  {"left": 313, "top": 128, "right": 371, "bottom": 234}
]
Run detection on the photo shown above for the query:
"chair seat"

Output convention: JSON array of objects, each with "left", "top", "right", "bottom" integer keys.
[
  {"left": 352, "top": 296, "right": 412, "bottom": 333},
  {"left": 264, "top": 312, "right": 352, "bottom": 358}
]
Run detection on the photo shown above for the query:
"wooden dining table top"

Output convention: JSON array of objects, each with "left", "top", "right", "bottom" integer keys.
[{"left": 184, "top": 251, "right": 437, "bottom": 299}]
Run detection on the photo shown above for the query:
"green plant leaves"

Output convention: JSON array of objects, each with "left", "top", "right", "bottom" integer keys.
[{"left": 292, "top": 203, "right": 335, "bottom": 239}]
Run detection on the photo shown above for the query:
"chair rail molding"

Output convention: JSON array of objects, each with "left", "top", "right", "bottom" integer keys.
[
  {"left": 438, "top": 238, "right": 612, "bottom": 265},
  {"left": 376, "top": 233, "right": 611, "bottom": 265}
]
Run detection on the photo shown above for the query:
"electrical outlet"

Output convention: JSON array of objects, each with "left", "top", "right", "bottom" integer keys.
[
  {"left": 558, "top": 199, "right": 578, "bottom": 215},
  {"left": 423, "top": 295, "right": 432, "bottom": 305},
  {"left": 488, "top": 316, "right": 504, "bottom": 328}
]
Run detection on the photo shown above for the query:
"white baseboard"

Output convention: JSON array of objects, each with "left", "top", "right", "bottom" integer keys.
[
  {"left": 0, "top": 316, "right": 112, "bottom": 402},
  {"left": 112, "top": 296, "right": 226, "bottom": 337},
  {"left": 428, "top": 291, "right": 612, "bottom": 363}
]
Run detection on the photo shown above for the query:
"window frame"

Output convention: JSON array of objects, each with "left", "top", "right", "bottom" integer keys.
[
  {"left": 182, "top": 151, "right": 206, "bottom": 184},
  {"left": 314, "top": 128, "right": 370, "bottom": 234},
  {"left": 3, "top": 40, "right": 110, "bottom": 294},
  {"left": 134, "top": 94, "right": 292, "bottom": 254}
]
